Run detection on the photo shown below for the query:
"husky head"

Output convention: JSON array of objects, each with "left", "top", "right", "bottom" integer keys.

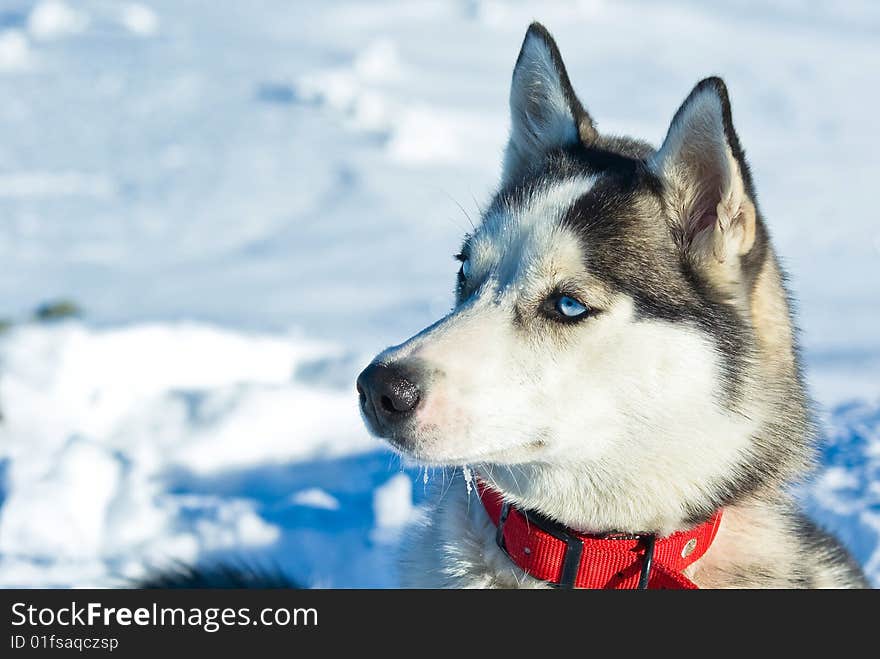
[{"left": 358, "top": 23, "right": 812, "bottom": 534}]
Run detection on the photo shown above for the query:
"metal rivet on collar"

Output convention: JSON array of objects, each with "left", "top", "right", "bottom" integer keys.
[{"left": 681, "top": 538, "right": 698, "bottom": 558}]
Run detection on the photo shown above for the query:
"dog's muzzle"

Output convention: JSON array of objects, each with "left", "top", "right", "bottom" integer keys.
[{"left": 356, "top": 361, "right": 421, "bottom": 438}]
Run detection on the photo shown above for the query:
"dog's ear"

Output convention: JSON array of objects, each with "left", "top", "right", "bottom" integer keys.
[
  {"left": 650, "top": 78, "right": 758, "bottom": 286},
  {"left": 502, "top": 23, "right": 597, "bottom": 184}
]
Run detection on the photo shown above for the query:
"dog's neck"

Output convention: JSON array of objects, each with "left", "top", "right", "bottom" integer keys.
[
  {"left": 475, "top": 463, "right": 711, "bottom": 537},
  {"left": 402, "top": 471, "right": 730, "bottom": 589}
]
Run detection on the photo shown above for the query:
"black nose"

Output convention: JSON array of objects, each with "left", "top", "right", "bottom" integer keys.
[{"left": 357, "top": 362, "right": 421, "bottom": 429}]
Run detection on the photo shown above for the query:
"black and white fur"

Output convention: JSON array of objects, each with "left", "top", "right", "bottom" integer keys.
[{"left": 357, "top": 23, "right": 867, "bottom": 588}]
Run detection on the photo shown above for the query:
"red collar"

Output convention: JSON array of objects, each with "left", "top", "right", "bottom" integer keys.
[{"left": 478, "top": 481, "right": 723, "bottom": 589}]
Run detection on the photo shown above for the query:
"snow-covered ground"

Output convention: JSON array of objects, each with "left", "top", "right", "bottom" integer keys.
[{"left": 0, "top": 0, "right": 877, "bottom": 587}]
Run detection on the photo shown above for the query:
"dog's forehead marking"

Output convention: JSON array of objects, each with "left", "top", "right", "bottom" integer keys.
[{"left": 471, "top": 175, "right": 596, "bottom": 290}]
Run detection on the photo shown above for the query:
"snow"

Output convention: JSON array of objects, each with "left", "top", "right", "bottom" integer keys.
[
  {"left": 27, "top": 1, "right": 87, "bottom": 40},
  {"left": 800, "top": 400, "right": 880, "bottom": 583},
  {"left": 0, "top": 0, "right": 877, "bottom": 588},
  {"left": 119, "top": 4, "right": 159, "bottom": 37},
  {"left": 372, "top": 474, "right": 416, "bottom": 536},
  {"left": 0, "top": 30, "right": 32, "bottom": 71},
  {"left": 0, "top": 171, "right": 113, "bottom": 199},
  {"left": 0, "top": 321, "right": 382, "bottom": 586},
  {"left": 290, "top": 489, "right": 340, "bottom": 511}
]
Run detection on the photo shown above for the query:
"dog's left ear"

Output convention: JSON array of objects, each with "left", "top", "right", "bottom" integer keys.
[
  {"left": 650, "top": 78, "right": 758, "bottom": 285},
  {"left": 502, "top": 23, "right": 597, "bottom": 184}
]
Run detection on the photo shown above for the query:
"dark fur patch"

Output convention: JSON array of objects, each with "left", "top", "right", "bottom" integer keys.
[
  {"left": 494, "top": 146, "right": 754, "bottom": 408},
  {"left": 794, "top": 513, "right": 870, "bottom": 588},
  {"left": 136, "top": 561, "right": 299, "bottom": 589},
  {"left": 518, "top": 23, "right": 598, "bottom": 144}
]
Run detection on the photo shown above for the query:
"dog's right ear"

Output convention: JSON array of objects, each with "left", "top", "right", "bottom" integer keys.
[{"left": 502, "top": 23, "right": 597, "bottom": 185}]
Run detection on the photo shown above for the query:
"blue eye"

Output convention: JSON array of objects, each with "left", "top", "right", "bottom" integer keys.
[
  {"left": 556, "top": 295, "right": 589, "bottom": 318},
  {"left": 461, "top": 259, "right": 471, "bottom": 279}
]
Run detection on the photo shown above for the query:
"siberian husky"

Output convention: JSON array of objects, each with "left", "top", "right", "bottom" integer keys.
[{"left": 357, "top": 23, "right": 867, "bottom": 589}]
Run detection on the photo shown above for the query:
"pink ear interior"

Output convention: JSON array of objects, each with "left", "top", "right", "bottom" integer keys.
[{"left": 691, "top": 211, "right": 717, "bottom": 239}]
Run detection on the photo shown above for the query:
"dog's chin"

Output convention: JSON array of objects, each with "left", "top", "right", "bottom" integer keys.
[
  {"left": 377, "top": 434, "right": 448, "bottom": 466},
  {"left": 380, "top": 433, "right": 546, "bottom": 468}
]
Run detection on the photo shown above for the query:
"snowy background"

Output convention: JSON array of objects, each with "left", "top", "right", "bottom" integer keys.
[{"left": 0, "top": 0, "right": 877, "bottom": 588}]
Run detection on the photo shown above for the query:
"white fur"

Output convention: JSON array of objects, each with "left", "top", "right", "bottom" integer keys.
[{"left": 376, "top": 176, "right": 761, "bottom": 536}]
